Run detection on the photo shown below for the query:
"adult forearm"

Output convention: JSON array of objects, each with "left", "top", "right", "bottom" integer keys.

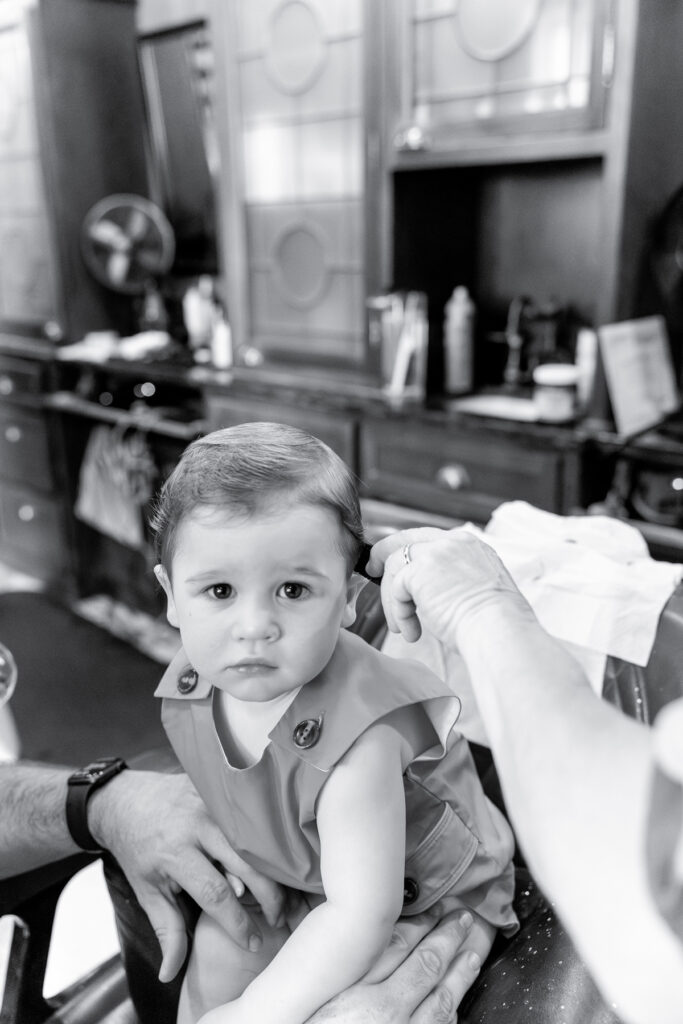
[
  {"left": 453, "top": 600, "right": 683, "bottom": 1022},
  {"left": 0, "top": 763, "right": 79, "bottom": 877}
]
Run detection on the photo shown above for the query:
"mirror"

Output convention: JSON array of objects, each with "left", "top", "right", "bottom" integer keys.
[{"left": 138, "top": 20, "right": 220, "bottom": 278}]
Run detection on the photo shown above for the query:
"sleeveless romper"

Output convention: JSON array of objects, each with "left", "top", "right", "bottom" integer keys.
[{"left": 156, "top": 628, "right": 518, "bottom": 932}]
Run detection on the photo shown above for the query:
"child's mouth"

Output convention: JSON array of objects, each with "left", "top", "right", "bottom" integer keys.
[{"left": 230, "top": 661, "right": 276, "bottom": 674}]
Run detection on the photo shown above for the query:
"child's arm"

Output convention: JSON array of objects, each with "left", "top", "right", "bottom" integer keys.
[{"left": 200, "top": 718, "right": 408, "bottom": 1024}]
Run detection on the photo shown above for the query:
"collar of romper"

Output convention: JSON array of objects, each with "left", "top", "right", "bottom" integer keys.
[{"left": 155, "top": 631, "right": 457, "bottom": 772}]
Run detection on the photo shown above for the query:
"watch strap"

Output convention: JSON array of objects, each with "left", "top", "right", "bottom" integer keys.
[{"left": 66, "top": 757, "right": 127, "bottom": 852}]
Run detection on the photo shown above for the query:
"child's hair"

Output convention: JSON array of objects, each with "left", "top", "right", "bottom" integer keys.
[{"left": 150, "top": 421, "right": 364, "bottom": 573}]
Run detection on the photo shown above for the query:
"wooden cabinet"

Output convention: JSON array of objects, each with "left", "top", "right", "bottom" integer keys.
[
  {"left": 0, "top": 0, "right": 148, "bottom": 346},
  {"left": 388, "top": 0, "right": 613, "bottom": 161},
  {"left": 204, "top": 0, "right": 683, "bottom": 422},
  {"left": 0, "top": 351, "right": 69, "bottom": 579},
  {"left": 361, "top": 415, "right": 581, "bottom": 523},
  {"left": 388, "top": 0, "right": 683, "bottom": 423},
  {"left": 205, "top": 392, "right": 357, "bottom": 466}
]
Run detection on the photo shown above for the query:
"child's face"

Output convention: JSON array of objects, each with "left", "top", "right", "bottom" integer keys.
[{"left": 156, "top": 503, "right": 361, "bottom": 701}]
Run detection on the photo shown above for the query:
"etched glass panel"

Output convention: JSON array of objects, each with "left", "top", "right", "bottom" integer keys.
[
  {"left": 234, "top": 0, "right": 365, "bottom": 366},
  {"left": 410, "top": 0, "right": 597, "bottom": 127}
]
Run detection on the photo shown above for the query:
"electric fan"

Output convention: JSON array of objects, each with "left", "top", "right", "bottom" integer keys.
[{"left": 81, "top": 193, "right": 175, "bottom": 295}]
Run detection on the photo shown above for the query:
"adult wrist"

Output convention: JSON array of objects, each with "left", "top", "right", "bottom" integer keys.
[
  {"left": 454, "top": 590, "right": 535, "bottom": 656},
  {"left": 86, "top": 765, "right": 138, "bottom": 851},
  {"left": 66, "top": 758, "right": 128, "bottom": 852}
]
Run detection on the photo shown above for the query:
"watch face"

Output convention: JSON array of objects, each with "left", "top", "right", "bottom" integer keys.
[{"left": 70, "top": 758, "right": 124, "bottom": 785}]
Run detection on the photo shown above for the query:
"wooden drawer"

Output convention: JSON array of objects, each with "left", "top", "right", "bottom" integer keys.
[
  {"left": 0, "top": 405, "right": 54, "bottom": 491},
  {"left": 0, "top": 353, "right": 45, "bottom": 400},
  {"left": 205, "top": 395, "right": 358, "bottom": 468},
  {"left": 361, "top": 418, "right": 568, "bottom": 522},
  {"left": 0, "top": 482, "right": 65, "bottom": 577}
]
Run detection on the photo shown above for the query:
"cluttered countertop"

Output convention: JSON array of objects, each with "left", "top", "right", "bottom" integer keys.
[
  {"left": 2, "top": 319, "right": 683, "bottom": 570},
  {"left": 3, "top": 318, "right": 683, "bottom": 463},
  {"left": 0, "top": 332, "right": 588, "bottom": 449}
]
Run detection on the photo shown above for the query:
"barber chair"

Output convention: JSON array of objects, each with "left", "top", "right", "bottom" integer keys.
[{"left": 2, "top": 580, "right": 682, "bottom": 1024}]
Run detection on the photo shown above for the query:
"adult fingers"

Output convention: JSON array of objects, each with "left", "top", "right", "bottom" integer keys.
[
  {"left": 412, "top": 948, "right": 482, "bottom": 1024},
  {"left": 362, "top": 909, "right": 446, "bottom": 983},
  {"left": 226, "top": 873, "right": 245, "bottom": 897},
  {"left": 375, "top": 911, "right": 477, "bottom": 1017},
  {"left": 167, "top": 844, "right": 262, "bottom": 952},
  {"left": 201, "top": 825, "right": 286, "bottom": 929},
  {"left": 137, "top": 887, "right": 189, "bottom": 982},
  {"left": 367, "top": 528, "right": 445, "bottom": 578},
  {"left": 380, "top": 551, "right": 422, "bottom": 641}
]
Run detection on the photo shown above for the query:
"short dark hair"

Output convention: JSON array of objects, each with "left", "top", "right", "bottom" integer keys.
[{"left": 150, "top": 422, "right": 364, "bottom": 573}]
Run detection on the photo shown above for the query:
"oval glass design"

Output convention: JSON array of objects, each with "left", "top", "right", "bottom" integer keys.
[
  {"left": 0, "top": 643, "right": 17, "bottom": 708},
  {"left": 273, "top": 224, "right": 328, "bottom": 308},
  {"left": 456, "top": 0, "right": 541, "bottom": 62},
  {"left": 265, "top": 1, "right": 327, "bottom": 95}
]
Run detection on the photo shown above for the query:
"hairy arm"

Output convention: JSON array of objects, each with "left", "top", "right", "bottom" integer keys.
[
  {"left": 0, "top": 763, "right": 77, "bottom": 875},
  {"left": 0, "top": 764, "right": 285, "bottom": 980},
  {"left": 205, "top": 722, "right": 407, "bottom": 1024}
]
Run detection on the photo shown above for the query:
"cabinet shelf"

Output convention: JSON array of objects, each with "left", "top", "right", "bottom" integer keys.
[
  {"left": 45, "top": 392, "right": 205, "bottom": 441},
  {"left": 392, "top": 128, "right": 610, "bottom": 170}
]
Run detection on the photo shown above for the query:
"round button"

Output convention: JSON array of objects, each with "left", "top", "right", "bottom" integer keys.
[
  {"left": 177, "top": 668, "right": 198, "bottom": 694},
  {"left": 293, "top": 717, "right": 322, "bottom": 749},
  {"left": 403, "top": 878, "right": 420, "bottom": 906}
]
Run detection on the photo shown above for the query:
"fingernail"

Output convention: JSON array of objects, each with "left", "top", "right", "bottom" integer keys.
[
  {"left": 468, "top": 951, "right": 481, "bottom": 972},
  {"left": 249, "top": 934, "right": 262, "bottom": 952},
  {"left": 460, "top": 910, "right": 473, "bottom": 930}
]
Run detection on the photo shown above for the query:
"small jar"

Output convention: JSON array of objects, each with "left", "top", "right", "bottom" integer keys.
[{"left": 532, "top": 363, "right": 580, "bottom": 423}]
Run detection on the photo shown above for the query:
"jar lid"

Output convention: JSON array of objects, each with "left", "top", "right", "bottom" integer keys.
[{"left": 532, "top": 363, "right": 580, "bottom": 387}]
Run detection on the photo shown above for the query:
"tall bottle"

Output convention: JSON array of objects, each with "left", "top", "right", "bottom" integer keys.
[{"left": 443, "top": 286, "right": 475, "bottom": 395}]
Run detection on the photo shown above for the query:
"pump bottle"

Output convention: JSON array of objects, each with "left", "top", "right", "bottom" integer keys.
[{"left": 443, "top": 286, "right": 475, "bottom": 394}]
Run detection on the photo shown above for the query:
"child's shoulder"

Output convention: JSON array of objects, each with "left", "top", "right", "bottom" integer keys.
[{"left": 336, "top": 628, "right": 449, "bottom": 696}]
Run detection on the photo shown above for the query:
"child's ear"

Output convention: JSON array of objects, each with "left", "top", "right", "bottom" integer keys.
[
  {"left": 154, "top": 564, "right": 179, "bottom": 629},
  {"left": 341, "top": 573, "right": 369, "bottom": 628}
]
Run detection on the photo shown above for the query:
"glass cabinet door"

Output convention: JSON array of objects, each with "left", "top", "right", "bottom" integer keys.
[
  {"left": 391, "top": 0, "right": 615, "bottom": 157},
  {"left": 223, "top": 0, "right": 373, "bottom": 371}
]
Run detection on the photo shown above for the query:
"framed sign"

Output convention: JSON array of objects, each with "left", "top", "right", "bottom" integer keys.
[{"left": 597, "top": 316, "right": 680, "bottom": 436}]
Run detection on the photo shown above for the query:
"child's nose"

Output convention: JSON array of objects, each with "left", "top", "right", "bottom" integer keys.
[{"left": 231, "top": 602, "right": 280, "bottom": 642}]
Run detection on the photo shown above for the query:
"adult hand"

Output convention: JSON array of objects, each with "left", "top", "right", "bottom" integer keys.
[
  {"left": 89, "top": 770, "right": 287, "bottom": 981},
  {"left": 367, "top": 527, "right": 525, "bottom": 647},
  {"left": 306, "top": 908, "right": 481, "bottom": 1023}
]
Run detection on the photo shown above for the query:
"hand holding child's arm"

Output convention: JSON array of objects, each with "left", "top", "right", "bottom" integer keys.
[{"left": 206, "top": 722, "right": 407, "bottom": 1024}]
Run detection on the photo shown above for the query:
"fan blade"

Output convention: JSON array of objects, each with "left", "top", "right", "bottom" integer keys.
[
  {"left": 107, "top": 251, "right": 131, "bottom": 285},
  {"left": 89, "top": 219, "right": 129, "bottom": 251},
  {"left": 126, "top": 207, "right": 149, "bottom": 242}
]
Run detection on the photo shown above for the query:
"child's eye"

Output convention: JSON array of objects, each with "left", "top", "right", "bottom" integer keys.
[
  {"left": 278, "top": 582, "right": 308, "bottom": 600},
  {"left": 208, "top": 583, "right": 233, "bottom": 600}
]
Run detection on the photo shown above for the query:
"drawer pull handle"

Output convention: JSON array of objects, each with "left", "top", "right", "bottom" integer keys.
[
  {"left": 4, "top": 425, "right": 21, "bottom": 443},
  {"left": 435, "top": 464, "right": 471, "bottom": 490},
  {"left": 18, "top": 505, "right": 35, "bottom": 522},
  {"left": 0, "top": 375, "right": 14, "bottom": 395}
]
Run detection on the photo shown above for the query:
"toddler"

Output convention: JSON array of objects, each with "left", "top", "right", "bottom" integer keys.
[{"left": 151, "top": 422, "right": 517, "bottom": 1024}]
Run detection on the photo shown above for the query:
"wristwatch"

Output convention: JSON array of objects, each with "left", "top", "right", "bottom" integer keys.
[{"left": 66, "top": 757, "right": 128, "bottom": 852}]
